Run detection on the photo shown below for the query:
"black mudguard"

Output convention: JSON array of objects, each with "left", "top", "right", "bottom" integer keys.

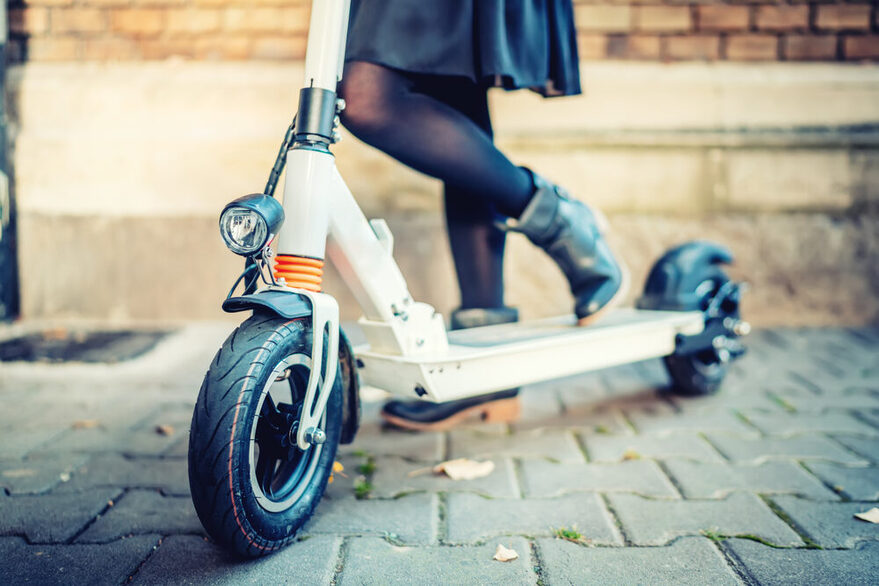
[
  {"left": 637, "top": 241, "right": 734, "bottom": 312},
  {"left": 222, "top": 289, "right": 361, "bottom": 444}
]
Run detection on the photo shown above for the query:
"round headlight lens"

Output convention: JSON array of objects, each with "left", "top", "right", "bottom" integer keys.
[{"left": 220, "top": 207, "right": 268, "bottom": 255}]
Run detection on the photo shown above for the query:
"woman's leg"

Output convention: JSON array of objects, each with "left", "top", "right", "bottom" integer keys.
[
  {"left": 339, "top": 61, "right": 533, "bottom": 219},
  {"left": 408, "top": 74, "right": 507, "bottom": 310}
]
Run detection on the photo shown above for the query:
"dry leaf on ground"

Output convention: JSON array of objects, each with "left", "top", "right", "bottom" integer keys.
[
  {"left": 433, "top": 458, "right": 495, "bottom": 481},
  {"left": 72, "top": 419, "right": 100, "bottom": 429},
  {"left": 493, "top": 544, "right": 518, "bottom": 562},
  {"left": 155, "top": 424, "right": 175, "bottom": 436},
  {"left": 621, "top": 449, "right": 641, "bottom": 461},
  {"left": 854, "top": 507, "right": 879, "bottom": 524}
]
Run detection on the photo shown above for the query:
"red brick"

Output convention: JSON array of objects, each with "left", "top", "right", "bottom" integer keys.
[
  {"left": 8, "top": 8, "right": 49, "bottom": 34},
  {"left": 844, "top": 35, "right": 879, "bottom": 60},
  {"left": 194, "top": 36, "right": 251, "bottom": 60},
  {"left": 51, "top": 8, "right": 106, "bottom": 34},
  {"left": 111, "top": 10, "right": 165, "bottom": 36},
  {"left": 634, "top": 6, "right": 691, "bottom": 33},
  {"left": 26, "top": 36, "right": 79, "bottom": 60},
  {"left": 140, "top": 39, "right": 196, "bottom": 60},
  {"left": 281, "top": 6, "right": 310, "bottom": 33},
  {"left": 666, "top": 35, "right": 720, "bottom": 60},
  {"left": 697, "top": 5, "right": 749, "bottom": 31},
  {"left": 83, "top": 37, "right": 140, "bottom": 60},
  {"left": 606, "top": 34, "right": 661, "bottom": 59},
  {"left": 577, "top": 33, "right": 607, "bottom": 60},
  {"left": 251, "top": 36, "right": 307, "bottom": 60},
  {"left": 575, "top": 6, "right": 631, "bottom": 33},
  {"left": 726, "top": 34, "right": 779, "bottom": 60},
  {"left": 223, "top": 8, "right": 284, "bottom": 33},
  {"left": 84, "top": 0, "right": 131, "bottom": 6},
  {"left": 22, "top": 0, "right": 74, "bottom": 6},
  {"left": 784, "top": 35, "right": 837, "bottom": 61},
  {"left": 815, "top": 5, "right": 871, "bottom": 31},
  {"left": 166, "top": 9, "right": 221, "bottom": 34},
  {"left": 756, "top": 6, "right": 809, "bottom": 31}
]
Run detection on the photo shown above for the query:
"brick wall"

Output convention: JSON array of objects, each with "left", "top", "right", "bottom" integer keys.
[{"left": 6, "top": 1, "right": 879, "bottom": 63}]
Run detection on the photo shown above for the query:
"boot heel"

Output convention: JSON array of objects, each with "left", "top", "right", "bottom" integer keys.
[{"left": 481, "top": 397, "right": 521, "bottom": 423}]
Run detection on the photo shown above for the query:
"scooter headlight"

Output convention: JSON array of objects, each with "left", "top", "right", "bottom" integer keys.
[{"left": 219, "top": 194, "right": 285, "bottom": 256}]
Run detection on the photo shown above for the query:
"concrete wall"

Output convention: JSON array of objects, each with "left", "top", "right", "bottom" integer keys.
[{"left": 8, "top": 61, "right": 879, "bottom": 325}]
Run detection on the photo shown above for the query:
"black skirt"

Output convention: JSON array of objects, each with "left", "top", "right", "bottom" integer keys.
[{"left": 345, "top": 0, "right": 581, "bottom": 97}]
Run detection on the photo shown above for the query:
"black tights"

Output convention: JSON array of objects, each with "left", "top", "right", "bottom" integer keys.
[{"left": 339, "top": 61, "right": 534, "bottom": 309}]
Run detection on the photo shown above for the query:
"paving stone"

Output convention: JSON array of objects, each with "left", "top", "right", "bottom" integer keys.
[
  {"left": 521, "top": 459, "right": 678, "bottom": 499},
  {"left": 741, "top": 412, "right": 879, "bottom": 437},
  {"left": 584, "top": 433, "right": 724, "bottom": 463},
  {"left": 707, "top": 434, "right": 869, "bottom": 465},
  {"left": 857, "top": 408, "right": 879, "bottom": 430},
  {"left": 133, "top": 534, "right": 341, "bottom": 585},
  {"left": 339, "top": 536, "right": 536, "bottom": 585},
  {"left": 34, "top": 407, "right": 192, "bottom": 457},
  {"left": 770, "top": 495, "right": 879, "bottom": 548},
  {"left": 337, "top": 422, "right": 444, "bottom": 462},
  {"left": 54, "top": 453, "right": 190, "bottom": 496},
  {"left": 511, "top": 402, "right": 633, "bottom": 436},
  {"left": 516, "top": 381, "right": 564, "bottom": 423},
  {"left": 303, "top": 493, "right": 437, "bottom": 545},
  {"left": 774, "top": 390, "right": 879, "bottom": 413},
  {"left": 0, "top": 488, "right": 121, "bottom": 543},
  {"left": 664, "top": 460, "right": 839, "bottom": 500},
  {"left": 0, "top": 427, "right": 66, "bottom": 459},
  {"left": 448, "top": 428, "right": 584, "bottom": 463},
  {"left": 607, "top": 492, "right": 803, "bottom": 546},
  {"left": 627, "top": 409, "right": 758, "bottom": 437},
  {"left": 680, "top": 389, "right": 786, "bottom": 414},
  {"left": 830, "top": 435, "right": 879, "bottom": 463},
  {"left": 726, "top": 538, "right": 879, "bottom": 585},
  {"left": 446, "top": 493, "right": 622, "bottom": 545},
  {"left": 0, "top": 535, "right": 160, "bottom": 585},
  {"left": 0, "top": 454, "right": 87, "bottom": 494},
  {"left": 537, "top": 536, "right": 739, "bottom": 585},
  {"left": 367, "top": 456, "right": 520, "bottom": 499},
  {"left": 805, "top": 462, "right": 879, "bottom": 501},
  {"left": 77, "top": 490, "right": 203, "bottom": 543}
]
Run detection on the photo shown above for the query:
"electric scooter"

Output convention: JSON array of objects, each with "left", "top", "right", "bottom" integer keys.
[{"left": 187, "top": 0, "right": 748, "bottom": 558}]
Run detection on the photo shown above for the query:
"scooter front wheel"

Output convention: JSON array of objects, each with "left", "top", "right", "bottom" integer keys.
[{"left": 188, "top": 314, "right": 342, "bottom": 557}]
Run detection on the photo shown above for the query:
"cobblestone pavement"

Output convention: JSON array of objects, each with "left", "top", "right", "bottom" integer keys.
[{"left": 1, "top": 323, "right": 879, "bottom": 584}]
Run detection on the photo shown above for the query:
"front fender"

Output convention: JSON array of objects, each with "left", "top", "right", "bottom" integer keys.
[
  {"left": 222, "top": 289, "right": 361, "bottom": 444},
  {"left": 637, "top": 241, "right": 734, "bottom": 312},
  {"left": 222, "top": 289, "right": 312, "bottom": 318}
]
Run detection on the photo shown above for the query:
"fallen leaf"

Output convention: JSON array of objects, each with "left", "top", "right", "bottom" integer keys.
[
  {"left": 433, "top": 458, "right": 495, "bottom": 481},
  {"left": 493, "top": 544, "right": 518, "bottom": 562},
  {"left": 407, "top": 466, "right": 433, "bottom": 478},
  {"left": 333, "top": 461, "right": 347, "bottom": 478},
  {"left": 72, "top": 419, "right": 100, "bottom": 430},
  {"left": 42, "top": 328, "right": 68, "bottom": 341},
  {"left": 155, "top": 424, "right": 175, "bottom": 436},
  {"left": 621, "top": 449, "right": 641, "bottom": 461},
  {"left": 854, "top": 507, "right": 879, "bottom": 524}
]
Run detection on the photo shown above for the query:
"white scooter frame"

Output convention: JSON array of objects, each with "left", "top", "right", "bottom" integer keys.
[{"left": 258, "top": 0, "right": 745, "bottom": 448}]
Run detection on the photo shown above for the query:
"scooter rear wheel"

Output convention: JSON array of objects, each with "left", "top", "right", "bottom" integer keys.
[{"left": 188, "top": 313, "right": 342, "bottom": 557}]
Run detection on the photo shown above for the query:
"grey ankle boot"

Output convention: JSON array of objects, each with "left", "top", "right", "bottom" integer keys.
[{"left": 502, "top": 171, "right": 627, "bottom": 323}]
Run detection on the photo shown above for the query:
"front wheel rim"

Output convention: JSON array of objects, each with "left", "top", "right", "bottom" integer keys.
[{"left": 248, "top": 354, "right": 325, "bottom": 513}]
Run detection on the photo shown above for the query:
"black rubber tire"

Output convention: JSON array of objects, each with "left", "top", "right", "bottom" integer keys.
[{"left": 188, "top": 313, "right": 342, "bottom": 558}]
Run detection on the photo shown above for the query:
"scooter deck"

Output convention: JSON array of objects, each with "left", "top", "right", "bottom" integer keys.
[{"left": 354, "top": 308, "right": 704, "bottom": 402}]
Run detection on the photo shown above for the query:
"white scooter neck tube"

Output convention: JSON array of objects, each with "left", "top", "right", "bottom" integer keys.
[{"left": 303, "top": 0, "right": 351, "bottom": 91}]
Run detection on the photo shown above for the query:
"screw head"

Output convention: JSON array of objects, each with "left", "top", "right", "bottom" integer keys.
[{"left": 305, "top": 427, "right": 326, "bottom": 445}]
